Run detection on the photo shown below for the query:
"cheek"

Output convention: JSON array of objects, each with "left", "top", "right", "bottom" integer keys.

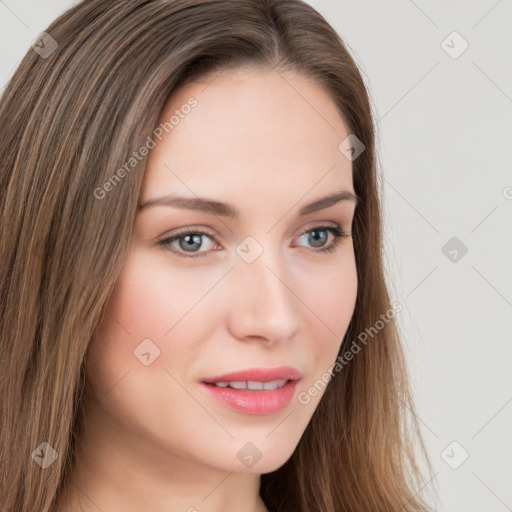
[
  {"left": 97, "top": 249, "right": 207, "bottom": 345},
  {"left": 85, "top": 252, "right": 174, "bottom": 397},
  {"left": 107, "top": 258, "right": 175, "bottom": 334},
  {"left": 299, "top": 254, "right": 357, "bottom": 369},
  {"left": 303, "top": 253, "right": 357, "bottom": 330}
]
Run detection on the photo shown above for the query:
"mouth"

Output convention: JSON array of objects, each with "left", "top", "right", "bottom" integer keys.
[
  {"left": 200, "top": 366, "right": 301, "bottom": 415},
  {"left": 205, "top": 379, "right": 290, "bottom": 390}
]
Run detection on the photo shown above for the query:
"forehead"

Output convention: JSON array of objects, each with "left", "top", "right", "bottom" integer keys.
[{"left": 139, "top": 66, "right": 353, "bottom": 209}]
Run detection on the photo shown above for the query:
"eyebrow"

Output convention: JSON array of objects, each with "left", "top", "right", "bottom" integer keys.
[{"left": 138, "top": 190, "right": 359, "bottom": 218}]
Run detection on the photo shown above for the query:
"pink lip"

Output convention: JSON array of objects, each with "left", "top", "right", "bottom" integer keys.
[
  {"left": 201, "top": 365, "right": 301, "bottom": 384},
  {"left": 200, "top": 366, "right": 301, "bottom": 415}
]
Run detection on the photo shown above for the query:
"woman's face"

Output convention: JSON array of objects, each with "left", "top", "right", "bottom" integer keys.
[{"left": 86, "top": 66, "right": 358, "bottom": 475}]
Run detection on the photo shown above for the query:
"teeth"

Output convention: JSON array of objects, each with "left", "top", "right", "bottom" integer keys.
[
  {"left": 211, "top": 379, "right": 288, "bottom": 390},
  {"left": 263, "top": 379, "right": 287, "bottom": 390}
]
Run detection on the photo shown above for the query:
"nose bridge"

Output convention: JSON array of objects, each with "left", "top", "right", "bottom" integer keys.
[{"left": 228, "top": 237, "right": 300, "bottom": 341}]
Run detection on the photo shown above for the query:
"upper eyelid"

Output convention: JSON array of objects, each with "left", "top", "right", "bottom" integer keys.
[{"left": 160, "top": 223, "right": 344, "bottom": 242}]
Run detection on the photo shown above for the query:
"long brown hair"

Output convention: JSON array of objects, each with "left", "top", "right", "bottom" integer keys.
[{"left": 0, "top": 1, "right": 435, "bottom": 510}]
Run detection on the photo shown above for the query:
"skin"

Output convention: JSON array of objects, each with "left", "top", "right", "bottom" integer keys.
[{"left": 57, "top": 66, "right": 358, "bottom": 512}]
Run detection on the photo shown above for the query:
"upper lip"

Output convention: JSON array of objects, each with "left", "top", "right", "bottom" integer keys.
[{"left": 201, "top": 366, "right": 302, "bottom": 384}]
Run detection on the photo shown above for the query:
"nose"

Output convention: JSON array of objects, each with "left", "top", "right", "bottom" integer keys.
[{"left": 226, "top": 242, "right": 301, "bottom": 345}]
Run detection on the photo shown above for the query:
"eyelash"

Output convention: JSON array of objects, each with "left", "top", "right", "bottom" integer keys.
[{"left": 156, "top": 224, "right": 351, "bottom": 259}]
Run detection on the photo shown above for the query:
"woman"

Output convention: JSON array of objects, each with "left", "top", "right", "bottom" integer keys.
[{"left": 0, "top": 1, "right": 434, "bottom": 511}]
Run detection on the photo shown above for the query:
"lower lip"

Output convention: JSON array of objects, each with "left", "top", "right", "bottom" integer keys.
[{"left": 200, "top": 380, "right": 299, "bottom": 415}]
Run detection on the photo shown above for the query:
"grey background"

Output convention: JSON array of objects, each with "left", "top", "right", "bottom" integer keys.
[{"left": 1, "top": 1, "right": 511, "bottom": 510}]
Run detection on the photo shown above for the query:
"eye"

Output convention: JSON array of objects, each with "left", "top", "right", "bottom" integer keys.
[
  {"left": 157, "top": 229, "right": 217, "bottom": 258},
  {"left": 295, "top": 225, "right": 351, "bottom": 254},
  {"left": 157, "top": 224, "right": 351, "bottom": 259}
]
